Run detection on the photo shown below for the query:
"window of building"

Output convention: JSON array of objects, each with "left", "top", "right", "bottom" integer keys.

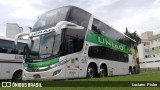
[
  {"left": 151, "top": 41, "right": 153, "bottom": 44},
  {"left": 145, "top": 55, "right": 147, "bottom": 58},
  {"left": 140, "top": 62, "right": 145, "bottom": 64},
  {"left": 153, "top": 54, "right": 155, "bottom": 57},
  {"left": 144, "top": 49, "right": 149, "bottom": 52},
  {"left": 155, "top": 60, "right": 160, "bottom": 62},
  {"left": 147, "top": 61, "right": 154, "bottom": 63}
]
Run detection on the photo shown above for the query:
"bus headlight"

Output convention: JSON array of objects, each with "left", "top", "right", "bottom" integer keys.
[{"left": 53, "top": 69, "right": 61, "bottom": 76}]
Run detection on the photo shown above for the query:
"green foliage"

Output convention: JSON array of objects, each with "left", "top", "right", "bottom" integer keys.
[
  {"left": 1, "top": 70, "right": 160, "bottom": 90},
  {"left": 124, "top": 27, "right": 141, "bottom": 50}
]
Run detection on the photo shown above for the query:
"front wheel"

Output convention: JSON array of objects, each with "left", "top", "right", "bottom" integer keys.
[
  {"left": 12, "top": 71, "right": 22, "bottom": 81},
  {"left": 87, "top": 65, "right": 95, "bottom": 78}
]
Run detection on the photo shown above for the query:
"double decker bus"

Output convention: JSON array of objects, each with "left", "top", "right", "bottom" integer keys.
[
  {"left": 0, "top": 37, "right": 26, "bottom": 81},
  {"left": 15, "top": 6, "right": 139, "bottom": 80}
]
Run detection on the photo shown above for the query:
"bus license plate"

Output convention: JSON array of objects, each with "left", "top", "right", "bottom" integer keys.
[{"left": 33, "top": 74, "right": 41, "bottom": 78}]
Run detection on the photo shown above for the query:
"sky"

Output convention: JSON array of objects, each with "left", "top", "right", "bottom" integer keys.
[{"left": 0, "top": 0, "right": 160, "bottom": 37}]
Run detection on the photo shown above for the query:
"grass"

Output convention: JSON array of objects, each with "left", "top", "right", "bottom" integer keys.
[{"left": 1, "top": 70, "right": 160, "bottom": 90}]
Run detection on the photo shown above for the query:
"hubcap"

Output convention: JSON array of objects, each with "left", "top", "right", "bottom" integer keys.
[
  {"left": 16, "top": 72, "right": 22, "bottom": 80},
  {"left": 129, "top": 69, "right": 132, "bottom": 75},
  {"left": 87, "top": 67, "right": 94, "bottom": 78},
  {"left": 100, "top": 68, "right": 105, "bottom": 77}
]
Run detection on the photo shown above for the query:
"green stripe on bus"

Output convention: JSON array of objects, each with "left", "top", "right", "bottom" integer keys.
[
  {"left": 86, "top": 31, "right": 130, "bottom": 54},
  {"left": 25, "top": 58, "right": 59, "bottom": 68}
]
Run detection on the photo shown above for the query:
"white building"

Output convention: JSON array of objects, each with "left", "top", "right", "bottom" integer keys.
[
  {"left": 138, "top": 31, "right": 160, "bottom": 69},
  {"left": 6, "top": 23, "right": 23, "bottom": 39}
]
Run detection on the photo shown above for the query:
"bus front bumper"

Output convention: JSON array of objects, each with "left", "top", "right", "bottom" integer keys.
[{"left": 22, "top": 66, "right": 66, "bottom": 80}]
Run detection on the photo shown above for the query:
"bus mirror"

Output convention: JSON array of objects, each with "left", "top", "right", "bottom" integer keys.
[
  {"left": 15, "top": 33, "right": 29, "bottom": 45},
  {"left": 14, "top": 33, "right": 29, "bottom": 51},
  {"left": 61, "top": 24, "right": 84, "bottom": 30},
  {"left": 55, "top": 21, "right": 84, "bottom": 35}
]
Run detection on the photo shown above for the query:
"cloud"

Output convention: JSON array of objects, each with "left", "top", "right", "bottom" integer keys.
[
  {"left": 0, "top": 0, "right": 46, "bottom": 34},
  {"left": 111, "top": 0, "right": 160, "bottom": 34},
  {"left": 0, "top": 32, "right": 5, "bottom": 36},
  {"left": 0, "top": 0, "right": 160, "bottom": 37}
]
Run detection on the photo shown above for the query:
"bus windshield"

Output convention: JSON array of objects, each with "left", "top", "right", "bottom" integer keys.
[
  {"left": 26, "top": 32, "right": 58, "bottom": 60},
  {"left": 32, "top": 7, "right": 69, "bottom": 32}
]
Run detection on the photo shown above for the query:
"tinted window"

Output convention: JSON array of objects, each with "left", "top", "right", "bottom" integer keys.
[
  {"left": 67, "top": 7, "right": 91, "bottom": 28},
  {"left": 88, "top": 46, "right": 129, "bottom": 62},
  {"left": 32, "top": 6, "right": 91, "bottom": 32},
  {"left": 0, "top": 39, "right": 26, "bottom": 54},
  {"left": 32, "top": 7, "right": 70, "bottom": 31},
  {"left": 61, "top": 28, "right": 86, "bottom": 55},
  {"left": 92, "top": 18, "right": 135, "bottom": 48},
  {"left": 40, "top": 32, "right": 55, "bottom": 56}
]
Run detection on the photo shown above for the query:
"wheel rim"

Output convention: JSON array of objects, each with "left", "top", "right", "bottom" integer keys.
[
  {"left": 100, "top": 68, "right": 105, "bottom": 77},
  {"left": 87, "top": 67, "right": 94, "bottom": 78},
  {"left": 15, "top": 72, "right": 22, "bottom": 80},
  {"left": 129, "top": 69, "right": 132, "bottom": 75}
]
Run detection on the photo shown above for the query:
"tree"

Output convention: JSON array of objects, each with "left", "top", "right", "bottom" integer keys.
[{"left": 124, "top": 27, "right": 141, "bottom": 50}]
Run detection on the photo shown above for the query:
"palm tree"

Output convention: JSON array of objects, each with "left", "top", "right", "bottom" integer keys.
[{"left": 124, "top": 27, "right": 141, "bottom": 50}]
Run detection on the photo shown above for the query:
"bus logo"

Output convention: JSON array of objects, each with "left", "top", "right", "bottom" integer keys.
[
  {"left": 2, "top": 82, "right": 11, "bottom": 87},
  {"left": 30, "top": 28, "right": 54, "bottom": 37}
]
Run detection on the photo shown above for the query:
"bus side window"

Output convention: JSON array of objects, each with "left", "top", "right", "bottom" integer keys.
[
  {"left": 19, "top": 50, "right": 24, "bottom": 55},
  {"left": 65, "top": 36, "right": 79, "bottom": 55},
  {"left": 0, "top": 48, "right": 3, "bottom": 53},
  {"left": 11, "top": 50, "right": 18, "bottom": 54},
  {"left": 0, "top": 48, "right": 8, "bottom": 53},
  {"left": 66, "top": 37, "right": 74, "bottom": 54},
  {"left": 92, "top": 24, "right": 101, "bottom": 34}
]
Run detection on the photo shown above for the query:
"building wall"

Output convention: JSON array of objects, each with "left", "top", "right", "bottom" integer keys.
[
  {"left": 6, "top": 23, "right": 23, "bottom": 39},
  {"left": 140, "top": 57, "right": 160, "bottom": 69},
  {"left": 138, "top": 44, "right": 145, "bottom": 59},
  {"left": 138, "top": 31, "right": 160, "bottom": 69},
  {"left": 141, "top": 31, "right": 153, "bottom": 40},
  {"left": 138, "top": 40, "right": 150, "bottom": 60},
  {"left": 149, "top": 34, "right": 160, "bottom": 58}
]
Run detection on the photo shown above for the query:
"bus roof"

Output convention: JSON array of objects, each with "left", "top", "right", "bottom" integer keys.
[
  {"left": 32, "top": 6, "right": 91, "bottom": 31},
  {"left": 33, "top": 5, "right": 136, "bottom": 43}
]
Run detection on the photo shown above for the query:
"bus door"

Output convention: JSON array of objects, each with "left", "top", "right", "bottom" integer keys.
[
  {"left": 64, "top": 35, "right": 80, "bottom": 78},
  {"left": 66, "top": 53, "right": 79, "bottom": 78}
]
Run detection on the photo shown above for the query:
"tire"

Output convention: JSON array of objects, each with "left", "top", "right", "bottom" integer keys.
[
  {"left": 12, "top": 71, "right": 22, "bottom": 81},
  {"left": 133, "top": 67, "right": 136, "bottom": 74},
  {"left": 129, "top": 67, "right": 133, "bottom": 75},
  {"left": 99, "top": 65, "right": 107, "bottom": 77},
  {"left": 87, "top": 65, "right": 95, "bottom": 78}
]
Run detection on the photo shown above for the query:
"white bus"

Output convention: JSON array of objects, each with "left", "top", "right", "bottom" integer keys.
[
  {"left": 0, "top": 37, "right": 26, "bottom": 81},
  {"left": 15, "top": 6, "right": 139, "bottom": 80}
]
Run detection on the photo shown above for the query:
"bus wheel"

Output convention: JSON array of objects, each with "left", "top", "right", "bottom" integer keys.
[
  {"left": 12, "top": 70, "right": 22, "bottom": 81},
  {"left": 87, "top": 65, "right": 95, "bottom": 78},
  {"left": 99, "top": 66, "right": 107, "bottom": 77},
  {"left": 129, "top": 67, "right": 133, "bottom": 75}
]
